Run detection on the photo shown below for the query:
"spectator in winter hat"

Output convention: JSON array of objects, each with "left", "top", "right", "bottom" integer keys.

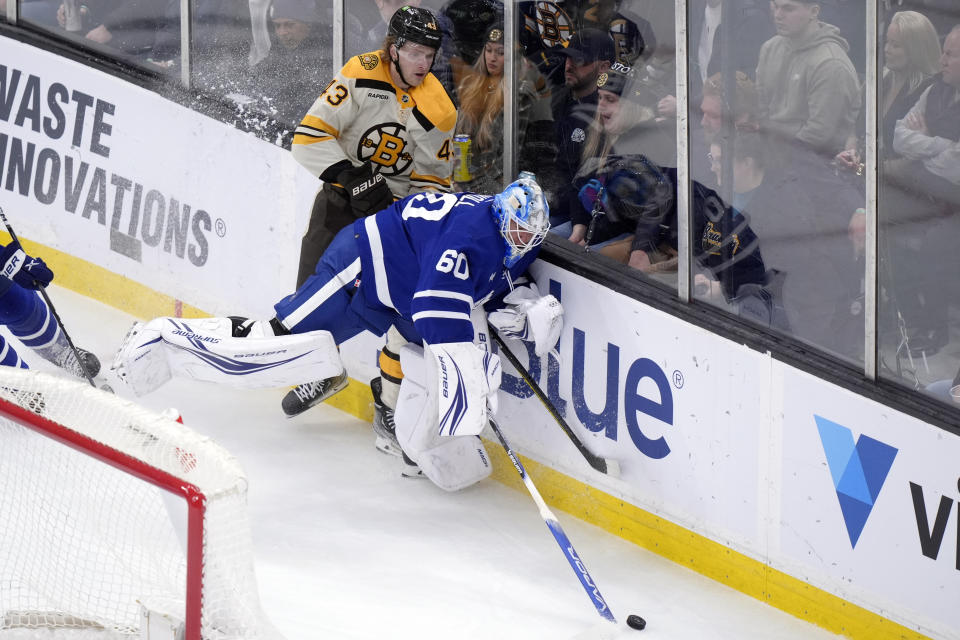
[{"left": 245, "top": 0, "right": 331, "bottom": 132}]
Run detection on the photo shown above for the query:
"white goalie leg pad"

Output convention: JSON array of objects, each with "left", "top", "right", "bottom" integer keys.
[
  {"left": 112, "top": 317, "right": 343, "bottom": 395},
  {"left": 394, "top": 344, "right": 492, "bottom": 491},
  {"left": 428, "top": 341, "right": 500, "bottom": 438},
  {"left": 111, "top": 320, "right": 172, "bottom": 396}
]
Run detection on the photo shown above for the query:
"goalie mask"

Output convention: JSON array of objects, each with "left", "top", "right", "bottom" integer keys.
[
  {"left": 388, "top": 6, "right": 443, "bottom": 50},
  {"left": 602, "top": 155, "right": 674, "bottom": 225},
  {"left": 492, "top": 176, "right": 551, "bottom": 267}
]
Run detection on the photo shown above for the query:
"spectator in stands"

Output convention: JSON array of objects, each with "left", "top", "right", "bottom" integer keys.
[
  {"left": 881, "top": 23, "right": 960, "bottom": 354},
  {"left": 559, "top": 62, "right": 675, "bottom": 265},
  {"left": 657, "top": 0, "right": 772, "bottom": 120},
  {"left": 835, "top": 11, "right": 941, "bottom": 173},
  {"left": 519, "top": 1, "right": 656, "bottom": 87},
  {"left": 693, "top": 71, "right": 761, "bottom": 188},
  {"left": 547, "top": 27, "right": 615, "bottom": 225},
  {"left": 452, "top": 23, "right": 508, "bottom": 194},
  {"left": 437, "top": 0, "right": 502, "bottom": 71},
  {"left": 452, "top": 23, "right": 550, "bottom": 195},
  {"left": 891, "top": 24, "right": 960, "bottom": 190},
  {"left": 883, "top": 0, "right": 958, "bottom": 39},
  {"left": 755, "top": 0, "right": 860, "bottom": 158},
  {"left": 708, "top": 133, "right": 862, "bottom": 355},
  {"left": 245, "top": 0, "right": 331, "bottom": 129},
  {"left": 55, "top": 0, "right": 166, "bottom": 58}
]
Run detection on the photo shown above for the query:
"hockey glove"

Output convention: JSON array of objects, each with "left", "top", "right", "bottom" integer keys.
[
  {"left": 488, "top": 283, "right": 564, "bottom": 356},
  {"left": 0, "top": 240, "right": 53, "bottom": 290},
  {"left": 337, "top": 162, "right": 394, "bottom": 218}
]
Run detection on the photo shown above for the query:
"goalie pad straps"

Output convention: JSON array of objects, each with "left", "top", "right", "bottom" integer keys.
[{"left": 112, "top": 316, "right": 344, "bottom": 395}]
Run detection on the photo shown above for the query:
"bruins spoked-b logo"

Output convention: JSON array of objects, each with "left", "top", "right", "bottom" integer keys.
[
  {"left": 534, "top": 1, "right": 574, "bottom": 48},
  {"left": 358, "top": 123, "right": 413, "bottom": 175}
]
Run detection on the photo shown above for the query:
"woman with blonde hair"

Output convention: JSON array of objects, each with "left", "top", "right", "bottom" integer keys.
[
  {"left": 836, "top": 10, "right": 941, "bottom": 169},
  {"left": 453, "top": 22, "right": 550, "bottom": 194}
]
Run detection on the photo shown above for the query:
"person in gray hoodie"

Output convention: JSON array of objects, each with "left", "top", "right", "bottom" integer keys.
[{"left": 755, "top": 0, "right": 860, "bottom": 158}]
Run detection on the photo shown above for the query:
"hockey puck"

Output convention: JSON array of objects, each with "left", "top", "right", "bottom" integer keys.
[{"left": 626, "top": 614, "right": 646, "bottom": 630}]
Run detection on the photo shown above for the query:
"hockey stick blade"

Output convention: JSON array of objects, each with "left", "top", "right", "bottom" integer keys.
[
  {"left": 490, "top": 328, "right": 619, "bottom": 476},
  {"left": 489, "top": 417, "right": 618, "bottom": 625}
]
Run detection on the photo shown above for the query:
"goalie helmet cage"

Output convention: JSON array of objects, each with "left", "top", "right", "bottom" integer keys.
[{"left": 0, "top": 369, "right": 285, "bottom": 640}]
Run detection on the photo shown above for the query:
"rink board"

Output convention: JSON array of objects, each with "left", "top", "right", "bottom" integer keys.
[
  {"left": 3, "top": 34, "right": 958, "bottom": 640},
  {"left": 0, "top": 37, "right": 315, "bottom": 320}
]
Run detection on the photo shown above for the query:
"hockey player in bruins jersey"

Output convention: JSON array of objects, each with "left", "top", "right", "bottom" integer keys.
[{"left": 292, "top": 5, "right": 457, "bottom": 286}]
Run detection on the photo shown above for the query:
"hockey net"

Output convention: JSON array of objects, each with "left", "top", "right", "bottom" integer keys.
[{"left": 0, "top": 369, "right": 284, "bottom": 640}]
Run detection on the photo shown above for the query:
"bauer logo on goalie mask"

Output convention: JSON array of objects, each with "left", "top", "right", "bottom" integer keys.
[{"left": 493, "top": 177, "right": 550, "bottom": 267}]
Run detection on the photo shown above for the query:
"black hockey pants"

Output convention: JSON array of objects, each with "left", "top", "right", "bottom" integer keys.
[{"left": 296, "top": 183, "right": 356, "bottom": 288}]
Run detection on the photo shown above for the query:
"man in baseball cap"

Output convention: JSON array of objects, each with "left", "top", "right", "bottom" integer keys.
[
  {"left": 555, "top": 27, "right": 617, "bottom": 66},
  {"left": 549, "top": 28, "right": 615, "bottom": 225}
]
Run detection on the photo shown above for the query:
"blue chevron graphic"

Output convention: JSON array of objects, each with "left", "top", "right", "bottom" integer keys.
[
  {"left": 815, "top": 415, "right": 898, "bottom": 548},
  {"left": 155, "top": 319, "right": 317, "bottom": 376}
]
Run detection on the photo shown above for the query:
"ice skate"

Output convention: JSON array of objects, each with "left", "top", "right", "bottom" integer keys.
[
  {"left": 33, "top": 330, "right": 101, "bottom": 380},
  {"left": 400, "top": 451, "right": 424, "bottom": 479},
  {"left": 370, "top": 377, "right": 401, "bottom": 456},
  {"left": 281, "top": 370, "right": 348, "bottom": 417},
  {"left": 65, "top": 348, "right": 101, "bottom": 379}
]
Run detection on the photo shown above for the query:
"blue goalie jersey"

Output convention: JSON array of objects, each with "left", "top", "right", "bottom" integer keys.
[{"left": 354, "top": 192, "right": 540, "bottom": 345}]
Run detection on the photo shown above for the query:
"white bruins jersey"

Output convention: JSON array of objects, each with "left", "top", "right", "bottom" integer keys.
[{"left": 292, "top": 51, "right": 456, "bottom": 196}]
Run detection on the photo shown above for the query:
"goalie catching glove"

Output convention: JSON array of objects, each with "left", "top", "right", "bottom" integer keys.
[{"left": 487, "top": 282, "right": 563, "bottom": 356}]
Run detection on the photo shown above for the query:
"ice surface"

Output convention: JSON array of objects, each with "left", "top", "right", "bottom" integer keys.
[{"left": 5, "top": 286, "right": 842, "bottom": 640}]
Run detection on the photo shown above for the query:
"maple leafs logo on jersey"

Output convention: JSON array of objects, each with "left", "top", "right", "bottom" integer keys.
[{"left": 359, "top": 54, "right": 379, "bottom": 70}]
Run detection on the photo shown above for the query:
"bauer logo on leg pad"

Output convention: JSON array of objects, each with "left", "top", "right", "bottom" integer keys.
[
  {"left": 429, "top": 342, "right": 498, "bottom": 438},
  {"left": 113, "top": 316, "right": 344, "bottom": 394}
]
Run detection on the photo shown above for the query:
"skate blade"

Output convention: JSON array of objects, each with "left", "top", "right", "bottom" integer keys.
[{"left": 374, "top": 435, "right": 402, "bottom": 457}]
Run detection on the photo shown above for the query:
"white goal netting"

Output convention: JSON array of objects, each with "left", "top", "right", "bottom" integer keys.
[{"left": 0, "top": 369, "right": 284, "bottom": 640}]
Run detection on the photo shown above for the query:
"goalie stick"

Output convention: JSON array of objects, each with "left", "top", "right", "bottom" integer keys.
[
  {"left": 0, "top": 207, "right": 105, "bottom": 391},
  {"left": 489, "top": 327, "right": 619, "bottom": 476},
  {"left": 488, "top": 417, "right": 645, "bottom": 633}
]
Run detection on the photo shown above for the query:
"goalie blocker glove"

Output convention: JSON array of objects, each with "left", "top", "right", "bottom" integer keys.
[
  {"left": 487, "top": 282, "right": 564, "bottom": 357},
  {"left": 337, "top": 162, "right": 394, "bottom": 218}
]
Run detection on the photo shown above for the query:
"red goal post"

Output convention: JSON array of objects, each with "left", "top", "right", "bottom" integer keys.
[{"left": 0, "top": 369, "right": 284, "bottom": 639}]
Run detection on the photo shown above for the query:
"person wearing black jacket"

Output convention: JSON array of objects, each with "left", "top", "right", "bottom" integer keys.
[{"left": 245, "top": 0, "right": 332, "bottom": 131}]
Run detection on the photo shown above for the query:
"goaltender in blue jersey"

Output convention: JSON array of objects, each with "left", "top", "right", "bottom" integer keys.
[{"left": 113, "top": 176, "right": 562, "bottom": 491}]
